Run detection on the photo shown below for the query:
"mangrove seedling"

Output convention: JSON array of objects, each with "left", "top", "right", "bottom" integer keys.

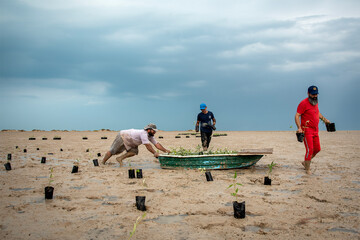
[
  {"left": 227, "top": 171, "right": 243, "bottom": 202},
  {"left": 128, "top": 212, "right": 147, "bottom": 240},
  {"left": 48, "top": 167, "right": 54, "bottom": 186},
  {"left": 141, "top": 178, "right": 148, "bottom": 188},
  {"left": 267, "top": 161, "right": 277, "bottom": 177}
]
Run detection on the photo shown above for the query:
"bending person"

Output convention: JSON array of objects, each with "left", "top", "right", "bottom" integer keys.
[{"left": 102, "top": 123, "right": 170, "bottom": 165}]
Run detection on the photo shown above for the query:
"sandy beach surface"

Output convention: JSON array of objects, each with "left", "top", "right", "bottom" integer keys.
[{"left": 0, "top": 130, "right": 359, "bottom": 240}]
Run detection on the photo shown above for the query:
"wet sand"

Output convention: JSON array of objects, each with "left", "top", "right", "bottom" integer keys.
[{"left": 0, "top": 130, "right": 359, "bottom": 239}]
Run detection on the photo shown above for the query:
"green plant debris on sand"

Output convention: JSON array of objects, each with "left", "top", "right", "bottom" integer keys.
[
  {"left": 213, "top": 133, "right": 228, "bottom": 137},
  {"left": 129, "top": 212, "right": 147, "bottom": 240}
]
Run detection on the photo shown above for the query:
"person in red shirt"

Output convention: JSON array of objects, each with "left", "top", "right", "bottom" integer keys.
[{"left": 295, "top": 86, "right": 331, "bottom": 174}]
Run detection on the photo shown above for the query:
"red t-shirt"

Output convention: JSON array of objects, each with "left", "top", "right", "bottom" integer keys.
[{"left": 297, "top": 98, "right": 319, "bottom": 132}]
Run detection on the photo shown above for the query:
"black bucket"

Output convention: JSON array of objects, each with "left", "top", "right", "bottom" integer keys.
[
  {"left": 205, "top": 171, "right": 213, "bottom": 181},
  {"left": 326, "top": 123, "right": 336, "bottom": 132},
  {"left": 136, "top": 196, "right": 146, "bottom": 211},
  {"left": 128, "top": 169, "right": 135, "bottom": 178},
  {"left": 93, "top": 159, "right": 99, "bottom": 166},
  {"left": 45, "top": 186, "right": 54, "bottom": 199},
  {"left": 264, "top": 176, "right": 272, "bottom": 185},
  {"left": 4, "top": 162, "right": 11, "bottom": 171},
  {"left": 71, "top": 166, "right": 79, "bottom": 173},
  {"left": 296, "top": 132, "right": 304, "bottom": 142},
  {"left": 136, "top": 169, "right": 143, "bottom": 178},
  {"left": 233, "top": 201, "right": 245, "bottom": 219}
]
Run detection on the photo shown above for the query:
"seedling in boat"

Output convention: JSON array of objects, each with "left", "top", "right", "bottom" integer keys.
[
  {"left": 128, "top": 212, "right": 147, "bottom": 240},
  {"left": 227, "top": 171, "right": 243, "bottom": 202}
]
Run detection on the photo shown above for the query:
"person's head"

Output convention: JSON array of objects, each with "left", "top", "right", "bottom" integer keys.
[
  {"left": 200, "top": 103, "right": 207, "bottom": 113},
  {"left": 144, "top": 123, "right": 158, "bottom": 136},
  {"left": 307, "top": 85, "right": 319, "bottom": 106}
]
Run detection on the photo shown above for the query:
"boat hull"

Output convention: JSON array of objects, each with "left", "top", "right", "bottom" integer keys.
[{"left": 158, "top": 154, "right": 264, "bottom": 170}]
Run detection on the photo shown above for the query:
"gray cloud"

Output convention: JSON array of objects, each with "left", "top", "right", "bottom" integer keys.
[{"left": 1, "top": 0, "right": 359, "bottom": 130}]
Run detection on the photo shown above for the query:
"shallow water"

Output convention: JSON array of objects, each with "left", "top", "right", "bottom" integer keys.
[
  {"left": 328, "top": 227, "right": 358, "bottom": 234},
  {"left": 150, "top": 214, "right": 188, "bottom": 224},
  {"left": 10, "top": 188, "right": 34, "bottom": 191},
  {"left": 244, "top": 225, "right": 271, "bottom": 233}
]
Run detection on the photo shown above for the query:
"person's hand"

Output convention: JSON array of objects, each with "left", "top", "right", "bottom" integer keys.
[
  {"left": 296, "top": 128, "right": 303, "bottom": 133},
  {"left": 166, "top": 150, "right": 171, "bottom": 154},
  {"left": 325, "top": 119, "right": 331, "bottom": 125},
  {"left": 154, "top": 152, "right": 160, "bottom": 158},
  {"left": 211, "top": 125, "right": 216, "bottom": 130},
  {"left": 195, "top": 125, "right": 199, "bottom": 132}
]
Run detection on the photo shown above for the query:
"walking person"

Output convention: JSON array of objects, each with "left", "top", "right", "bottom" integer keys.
[
  {"left": 195, "top": 103, "right": 216, "bottom": 151},
  {"left": 102, "top": 124, "right": 170, "bottom": 165},
  {"left": 295, "top": 86, "right": 331, "bottom": 174}
]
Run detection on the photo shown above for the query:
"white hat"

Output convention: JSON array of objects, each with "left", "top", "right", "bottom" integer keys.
[{"left": 144, "top": 123, "right": 158, "bottom": 132}]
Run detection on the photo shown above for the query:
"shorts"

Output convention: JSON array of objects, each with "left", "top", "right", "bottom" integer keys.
[{"left": 109, "top": 133, "right": 139, "bottom": 155}]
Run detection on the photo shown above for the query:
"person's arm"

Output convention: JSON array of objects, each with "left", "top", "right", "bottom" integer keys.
[
  {"left": 319, "top": 113, "right": 330, "bottom": 124},
  {"left": 212, "top": 118, "right": 216, "bottom": 126},
  {"left": 195, "top": 120, "right": 200, "bottom": 132},
  {"left": 295, "top": 112, "right": 302, "bottom": 133},
  {"left": 144, "top": 143, "right": 158, "bottom": 157},
  {"left": 154, "top": 143, "right": 170, "bottom": 154}
]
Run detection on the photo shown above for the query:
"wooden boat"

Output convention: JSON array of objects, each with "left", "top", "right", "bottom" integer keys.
[{"left": 158, "top": 148, "right": 273, "bottom": 169}]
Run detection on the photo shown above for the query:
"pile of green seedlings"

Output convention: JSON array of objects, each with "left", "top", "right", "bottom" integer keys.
[{"left": 168, "top": 145, "right": 238, "bottom": 156}]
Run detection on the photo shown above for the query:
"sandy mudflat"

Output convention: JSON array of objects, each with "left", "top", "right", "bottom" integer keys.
[{"left": 0, "top": 130, "right": 359, "bottom": 240}]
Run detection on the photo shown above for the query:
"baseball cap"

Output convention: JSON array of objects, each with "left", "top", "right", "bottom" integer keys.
[
  {"left": 308, "top": 85, "right": 319, "bottom": 95},
  {"left": 144, "top": 123, "right": 158, "bottom": 132},
  {"left": 200, "top": 103, "right": 207, "bottom": 110}
]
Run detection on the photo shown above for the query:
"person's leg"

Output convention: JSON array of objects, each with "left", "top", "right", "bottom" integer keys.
[
  {"left": 303, "top": 133, "right": 314, "bottom": 174},
  {"left": 201, "top": 132, "right": 208, "bottom": 151},
  {"left": 116, "top": 148, "right": 138, "bottom": 165},
  {"left": 102, "top": 151, "right": 112, "bottom": 164},
  {"left": 206, "top": 132, "right": 212, "bottom": 148},
  {"left": 102, "top": 133, "right": 125, "bottom": 165},
  {"left": 116, "top": 151, "right": 136, "bottom": 165},
  {"left": 311, "top": 134, "right": 321, "bottom": 159}
]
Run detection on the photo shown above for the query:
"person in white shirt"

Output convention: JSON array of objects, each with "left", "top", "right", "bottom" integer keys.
[{"left": 102, "top": 123, "right": 170, "bottom": 165}]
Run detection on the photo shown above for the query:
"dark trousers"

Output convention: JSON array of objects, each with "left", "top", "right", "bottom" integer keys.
[{"left": 201, "top": 131, "right": 212, "bottom": 148}]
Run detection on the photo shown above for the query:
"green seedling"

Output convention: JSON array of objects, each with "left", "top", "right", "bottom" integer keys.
[
  {"left": 128, "top": 212, "right": 147, "bottom": 240},
  {"left": 142, "top": 178, "right": 148, "bottom": 188},
  {"left": 74, "top": 159, "right": 80, "bottom": 166},
  {"left": 169, "top": 146, "right": 237, "bottom": 156},
  {"left": 267, "top": 161, "right": 277, "bottom": 177},
  {"left": 227, "top": 171, "right": 243, "bottom": 202},
  {"left": 48, "top": 167, "right": 54, "bottom": 186}
]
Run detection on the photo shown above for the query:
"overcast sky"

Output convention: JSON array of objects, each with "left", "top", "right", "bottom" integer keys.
[{"left": 0, "top": 0, "right": 359, "bottom": 131}]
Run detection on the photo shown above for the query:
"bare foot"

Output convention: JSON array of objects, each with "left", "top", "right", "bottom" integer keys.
[
  {"left": 306, "top": 169, "right": 312, "bottom": 175},
  {"left": 116, "top": 157, "right": 123, "bottom": 166},
  {"left": 301, "top": 161, "right": 305, "bottom": 169},
  {"left": 102, "top": 159, "right": 106, "bottom": 165}
]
